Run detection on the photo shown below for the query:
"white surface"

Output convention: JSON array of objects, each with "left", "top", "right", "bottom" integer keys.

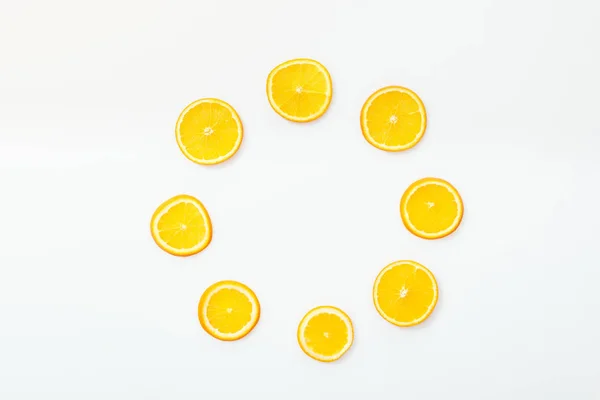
[{"left": 1, "top": 0, "right": 599, "bottom": 398}]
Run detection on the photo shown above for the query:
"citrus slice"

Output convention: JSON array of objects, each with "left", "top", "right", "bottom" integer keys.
[
  {"left": 297, "top": 306, "right": 353, "bottom": 362},
  {"left": 150, "top": 194, "right": 212, "bottom": 256},
  {"left": 266, "top": 58, "right": 332, "bottom": 122},
  {"left": 400, "top": 177, "right": 463, "bottom": 239},
  {"left": 175, "top": 98, "right": 243, "bottom": 165},
  {"left": 373, "top": 260, "right": 438, "bottom": 327},
  {"left": 198, "top": 280, "right": 260, "bottom": 341},
  {"left": 360, "top": 86, "right": 427, "bottom": 151}
]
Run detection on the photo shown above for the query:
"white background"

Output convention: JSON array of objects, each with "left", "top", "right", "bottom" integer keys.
[{"left": 1, "top": 0, "right": 599, "bottom": 398}]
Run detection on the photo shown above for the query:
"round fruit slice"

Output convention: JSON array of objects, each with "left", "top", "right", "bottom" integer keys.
[
  {"left": 175, "top": 98, "right": 243, "bottom": 165},
  {"left": 373, "top": 260, "right": 438, "bottom": 327},
  {"left": 198, "top": 280, "right": 260, "bottom": 341},
  {"left": 360, "top": 86, "right": 427, "bottom": 151},
  {"left": 266, "top": 58, "right": 332, "bottom": 122},
  {"left": 297, "top": 306, "right": 353, "bottom": 362},
  {"left": 150, "top": 194, "right": 212, "bottom": 256},
  {"left": 400, "top": 177, "right": 463, "bottom": 239}
]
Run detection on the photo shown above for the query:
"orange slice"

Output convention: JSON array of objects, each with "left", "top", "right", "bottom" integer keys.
[
  {"left": 360, "top": 86, "right": 427, "bottom": 151},
  {"left": 198, "top": 280, "right": 260, "bottom": 341},
  {"left": 400, "top": 177, "right": 463, "bottom": 239},
  {"left": 266, "top": 58, "right": 332, "bottom": 122},
  {"left": 150, "top": 194, "right": 212, "bottom": 256},
  {"left": 297, "top": 306, "right": 353, "bottom": 362},
  {"left": 373, "top": 260, "right": 438, "bottom": 327},
  {"left": 175, "top": 98, "right": 243, "bottom": 165}
]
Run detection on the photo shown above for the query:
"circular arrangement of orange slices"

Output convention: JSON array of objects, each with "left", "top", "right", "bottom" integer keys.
[{"left": 148, "top": 58, "right": 464, "bottom": 362}]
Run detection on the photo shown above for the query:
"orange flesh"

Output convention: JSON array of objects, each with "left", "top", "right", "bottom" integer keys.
[
  {"left": 303, "top": 312, "right": 349, "bottom": 357},
  {"left": 269, "top": 60, "right": 331, "bottom": 120},
  {"left": 178, "top": 101, "right": 241, "bottom": 162},
  {"left": 365, "top": 91, "right": 423, "bottom": 147},
  {"left": 205, "top": 288, "right": 254, "bottom": 334},
  {"left": 405, "top": 183, "right": 459, "bottom": 234},
  {"left": 157, "top": 201, "right": 207, "bottom": 250},
  {"left": 375, "top": 263, "right": 437, "bottom": 324}
]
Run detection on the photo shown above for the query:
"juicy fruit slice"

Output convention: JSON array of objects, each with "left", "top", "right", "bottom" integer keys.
[
  {"left": 198, "top": 280, "right": 260, "bottom": 341},
  {"left": 400, "top": 177, "right": 464, "bottom": 239},
  {"left": 373, "top": 260, "right": 438, "bottom": 327},
  {"left": 267, "top": 58, "right": 332, "bottom": 122},
  {"left": 297, "top": 306, "right": 353, "bottom": 362},
  {"left": 150, "top": 194, "right": 212, "bottom": 256},
  {"left": 360, "top": 86, "right": 427, "bottom": 151},
  {"left": 175, "top": 98, "right": 243, "bottom": 165}
]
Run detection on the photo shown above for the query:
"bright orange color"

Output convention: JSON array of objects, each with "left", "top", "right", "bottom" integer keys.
[
  {"left": 198, "top": 280, "right": 260, "bottom": 341},
  {"left": 297, "top": 306, "right": 353, "bottom": 362},
  {"left": 400, "top": 177, "right": 464, "bottom": 239},
  {"left": 150, "top": 194, "right": 212, "bottom": 256},
  {"left": 175, "top": 98, "right": 243, "bottom": 165},
  {"left": 266, "top": 58, "right": 332, "bottom": 122},
  {"left": 373, "top": 260, "right": 438, "bottom": 327},
  {"left": 361, "top": 86, "right": 427, "bottom": 151}
]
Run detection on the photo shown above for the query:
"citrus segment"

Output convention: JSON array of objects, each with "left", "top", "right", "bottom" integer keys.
[
  {"left": 297, "top": 306, "right": 353, "bottom": 362},
  {"left": 361, "top": 86, "right": 426, "bottom": 151},
  {"left": 150, "top": 194, "right": 212, "bottom": 256},
  {"left": 400, "top": 177, "right": 463, "bottom": 239},
  {"left": 198, "top": 280, "right": 260, "bottom": 341},
  {"left": 373, "top": 260, "right": 438, "bottom": 327},
  {"left": 267, "top": 58, "right": 332, "bottom": 122},
  {"left": 175, "top": 98, "right": 243, "bottom": 165}
]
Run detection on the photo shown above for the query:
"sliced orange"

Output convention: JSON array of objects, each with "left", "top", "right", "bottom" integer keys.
[
  {"left": 360, "top": 86, "right": 427, "bottom": 151},
  {"left": 297, "top": 306, "right": 353, "bottom": 362},
  {"left": 150, "top": 194, "right": 212, "bottom": 256},
  {"left": 400, "top": 177, "right": 463, "bottom": 239},
  {"left": 373, "top": 260, "right": 438, "bottom": 327},
  {"left": 198, "top": 280, "right": 260, "bottom": 341},
  {"left": 175, "top": 98, "right": 243, "bottom": 165},
  {"left": 266, "top": 58, "right": 332, "bottom": 122}
]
